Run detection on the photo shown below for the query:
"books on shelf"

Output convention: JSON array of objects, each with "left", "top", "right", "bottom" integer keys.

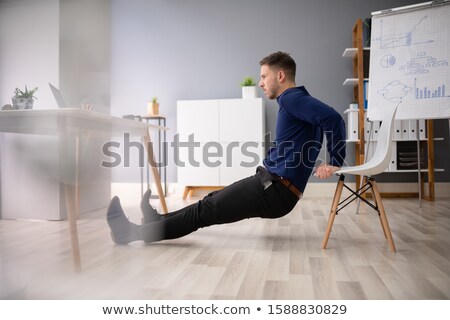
[{"left": 363, "top": 80, "right": 369, "bottom": 109}]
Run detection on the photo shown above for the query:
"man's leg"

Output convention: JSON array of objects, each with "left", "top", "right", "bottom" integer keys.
[
  {"left": 140, "top": 168, "right": 299, "bottom": 243},
  {"left": 107, "top": 167, "right": 299, "bottom": 244},
  {"left": 106, "top": 176, "right": 258, "bottom": 244}
]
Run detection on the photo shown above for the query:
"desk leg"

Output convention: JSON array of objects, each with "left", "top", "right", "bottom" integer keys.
[
  {"left": 75, "top": 135, "right": 80, "bottom": 219},
  {"left": 144, "top": 131, "right": 168, "bottom": 213},
  {"left": 60, "top": 128, "right": 82, "bottom": 272},
  {"left": 64, "top": 183, "right": 81, "bottom": 272}
]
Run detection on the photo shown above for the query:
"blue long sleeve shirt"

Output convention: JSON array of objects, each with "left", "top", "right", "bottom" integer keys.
[{"left": 263, "top": 86, "right": 346, "bottom": 193}]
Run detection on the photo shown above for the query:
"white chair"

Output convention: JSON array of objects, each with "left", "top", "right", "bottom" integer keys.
[{"left": 322, "top": 104, "right": 399, "bottom": 253}]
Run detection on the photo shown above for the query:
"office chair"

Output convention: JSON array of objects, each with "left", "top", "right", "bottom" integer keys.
[{"left": 322, "top": 103, "right": 400, "bottom": 253}]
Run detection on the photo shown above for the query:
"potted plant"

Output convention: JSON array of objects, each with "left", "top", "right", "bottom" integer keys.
[
  {"left": 12, "top": 86, "right": 38, "bottom": 109},
  {"left": 147, "top": 96, "right": 159, "bottom": 116},
  {"left": 240, "top": 76, "right": 258, "bottom": 99}
]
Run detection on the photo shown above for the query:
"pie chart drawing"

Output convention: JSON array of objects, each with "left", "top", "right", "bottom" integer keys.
[{"left": 381, "top": 54, "right": 396, "bottom": 68}]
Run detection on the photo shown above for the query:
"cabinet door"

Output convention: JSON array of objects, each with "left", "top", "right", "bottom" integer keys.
[
  {"left": 218, "top": 98, "right": 264, "bottom": 142},
  {"left": 219, "top": 142, "right": 265, "bottom": 186},
  {"left": 177, "top": 142, "right": 220, "bottom": 186},
  {"left": 177, "top": 100, "right": 219, "bottom": 143}
]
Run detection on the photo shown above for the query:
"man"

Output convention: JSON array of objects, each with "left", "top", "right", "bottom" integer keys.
[{"left": 107, "top": 51, "right": 346, "bottom": 244}]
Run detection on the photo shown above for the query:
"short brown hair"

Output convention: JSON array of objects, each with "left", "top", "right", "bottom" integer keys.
[{"left": 259, "top": 51, "right": 296, "bottom": 82}]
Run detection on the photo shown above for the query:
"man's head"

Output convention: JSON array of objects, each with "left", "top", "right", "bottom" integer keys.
[{"left": 259, "top": 51, "right": 296, "bottom": 99}]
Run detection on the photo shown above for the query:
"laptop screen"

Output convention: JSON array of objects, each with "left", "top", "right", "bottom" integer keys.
[{"left": 49, "top": 83, "right": 67, "bottom": 108}]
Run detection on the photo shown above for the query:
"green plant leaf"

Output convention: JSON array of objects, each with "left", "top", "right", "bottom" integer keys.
[
  {"left": 13, "top": 85, "right": 38, "bottom": 100},
  {"left": 240, "top": 76, "right": 256, "bottom": 87}
]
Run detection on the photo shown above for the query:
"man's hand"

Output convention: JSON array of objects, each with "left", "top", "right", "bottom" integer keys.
[{"left": 313, "top": 164, "right": 340, "bottom": 179}]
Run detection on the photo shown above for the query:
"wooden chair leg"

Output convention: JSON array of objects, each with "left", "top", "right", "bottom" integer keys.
[
  {"left": 369, "top": 182, "right": 388, "bottom": 239},
  {"left": 371, "top": 180, "right": 396, "bottom": 253},
  {"left": 322, "top": 176, "right": 345, "bottom": 249}
]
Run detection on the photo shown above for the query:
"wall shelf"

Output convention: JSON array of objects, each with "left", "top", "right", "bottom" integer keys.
[
  {"left": 342, "top": 47, "right": 370, "bottom": 58},
  {"left": 343, "top": 78, "right": 369, "bottom": 86}
]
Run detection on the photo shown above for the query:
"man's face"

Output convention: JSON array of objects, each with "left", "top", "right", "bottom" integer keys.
[{"left": 259, "top": 64, "right": 281, "bottom": 100}]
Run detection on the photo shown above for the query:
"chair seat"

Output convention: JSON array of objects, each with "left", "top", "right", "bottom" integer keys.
[{"left": 337, "top": 163, "right": 386, "bottom": 176}]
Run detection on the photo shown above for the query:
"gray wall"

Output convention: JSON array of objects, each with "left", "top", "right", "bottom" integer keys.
[{"left": 108, "top": 0, "right": 449, "bottom": 184}]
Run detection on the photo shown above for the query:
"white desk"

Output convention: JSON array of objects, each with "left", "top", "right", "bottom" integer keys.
[{"left": 0, "top": 108, "right": 168, "bottom": 271}]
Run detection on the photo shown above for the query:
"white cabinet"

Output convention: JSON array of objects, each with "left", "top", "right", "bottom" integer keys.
[
  {"left": 177, "top": 98, "right": 265, "bottom": 189},
  {"left": 177, "top": 100, "right": 219, "bottom": 142},
  {"left": 218, "top": 99, "right": 264, "bottom": 142}
]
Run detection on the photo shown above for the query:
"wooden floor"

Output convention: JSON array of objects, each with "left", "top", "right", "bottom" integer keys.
[{"left": 1, "top": 192, "right": 449, "bottom": 300}]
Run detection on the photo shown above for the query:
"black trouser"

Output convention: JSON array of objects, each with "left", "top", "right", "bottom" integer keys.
[{"left": 140, "top": 166, "right": 300, "bottom": 243}]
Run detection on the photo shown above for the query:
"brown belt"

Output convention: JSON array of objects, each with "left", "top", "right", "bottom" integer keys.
[{"left": 277, "top": 176, "right": 302, "bottom": 198}]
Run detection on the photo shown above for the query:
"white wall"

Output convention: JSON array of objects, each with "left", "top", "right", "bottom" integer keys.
[
  {"left": 0, "top": 0, "right": 111, "bottom": 111},
  {"left": 0, "top": 0, "right": 59, "bottom": 108},
  {"left": 59, "top": 0, "right": 111, "bottom": 113}
]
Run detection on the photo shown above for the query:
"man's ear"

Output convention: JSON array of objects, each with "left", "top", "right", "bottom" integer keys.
[{"left": 277, "top": 70, "right": 286, "bottom": 83}]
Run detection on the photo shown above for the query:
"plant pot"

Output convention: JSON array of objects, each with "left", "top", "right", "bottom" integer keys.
[
  {"left": 242, "top": 86, "right": 258, "bottom": 99},
  {"left": 11, "top": 97, "right": 34, "bottom": 109},
  {"left": 147, "top": 102, "right": 159, "bottom": 116}
]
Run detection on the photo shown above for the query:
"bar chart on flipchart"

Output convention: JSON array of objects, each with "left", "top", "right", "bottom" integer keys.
[{"left": 368, "top": 1, "right": 450, "bottom": 121}]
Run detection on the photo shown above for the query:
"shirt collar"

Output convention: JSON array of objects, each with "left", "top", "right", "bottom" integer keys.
[{"left": 276, "top": 86, "right": 309, "bottom": 102}]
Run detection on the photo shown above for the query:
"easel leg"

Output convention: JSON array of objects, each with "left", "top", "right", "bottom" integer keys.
[{"left": 416, "top": 120, "right": 422, "bottom": 208}]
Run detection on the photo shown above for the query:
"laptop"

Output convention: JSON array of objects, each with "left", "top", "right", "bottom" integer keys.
[{"left": 49, "top": 83, "right": 67, "bottom": 108}]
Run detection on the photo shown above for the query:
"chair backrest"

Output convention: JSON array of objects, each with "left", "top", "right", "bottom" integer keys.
[
  {"left": 338, "top": 103, "right": 399, "bottom": 176},
  {"left": 367, "top": 103, "right": 399, "bottom": 171}
]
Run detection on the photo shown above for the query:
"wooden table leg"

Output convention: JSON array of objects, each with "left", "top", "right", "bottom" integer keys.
[
  {"left": 64, "top": 183, "right": 81, "bottom": 272},
  {"left": 59, "top": 124, "right": 82, "bottom": 272},
  {"left": 75, "top": 135, "right": 80, "bottom": 219},
  {"left": 144, "top": 131, "right": 168, "bottom": 213}
]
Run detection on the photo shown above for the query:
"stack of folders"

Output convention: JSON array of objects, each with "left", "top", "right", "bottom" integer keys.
[
  {"left": 363, "top": 114, "right": 380, "bottom": 141},
  {"left": 394, "top": 119, "right": 426, "bottom": 141}
]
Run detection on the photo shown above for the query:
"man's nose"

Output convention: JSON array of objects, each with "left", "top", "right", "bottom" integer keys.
[{"left": 259, "top": 80, "right": 264, "bottom": 87}]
